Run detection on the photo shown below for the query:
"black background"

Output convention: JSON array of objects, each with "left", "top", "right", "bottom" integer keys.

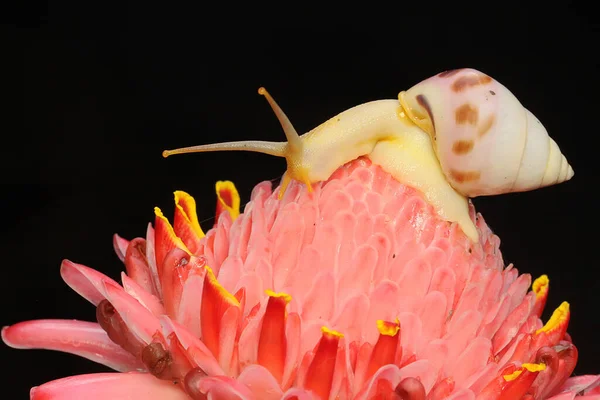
[{"left": 3, "top": 4, "right": 599, "bottom": 398}]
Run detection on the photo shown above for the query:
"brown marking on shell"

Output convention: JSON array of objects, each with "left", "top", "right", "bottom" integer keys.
[
  {"left": 438, "top": 69, "right": 463, "bottom": 78},
  {"left": 449, "top": 169, "right": 481, "bottom": 183},
  {"left": 452, "top": 74, "right": 493, "bottom": 92},
  {"left": 478, "top": 115, "right": 495, "bottom": 136},
  {"left": 416, "top": 94, "right": 436, "bottom": 138},
  {"left": 455, "top": 104, "right": 479, "bottom": 125},
  {"left": 452, "top": 140, "right": 474, "bottom": 155}
]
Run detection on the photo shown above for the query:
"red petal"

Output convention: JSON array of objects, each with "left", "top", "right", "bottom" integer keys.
[
  {"left": 365, "top": 319, "right": 401, "bottom": 382},
  {"left": 173, "top": 191, "right": 205, "bottom": 253},
  {"left": 215, "top": 180, "right": 240, "bottom": 225},
  {"left": 303, "top": 327, "right": 343, "bottom": 400},
  {"left": 258, "top": 291, "right": 291, "bottom": 383},
  {"left": 153, "top": 207, "right": 191, "bottom": 274},
  {"left": 535, "top": 302, "right": 570, "bottom": 346},
  {"left": 531, "top": 275, "right": 549, "bottom": 317},
  {"left": 200, "top": 266, "right": 241, "bottom": 360}
]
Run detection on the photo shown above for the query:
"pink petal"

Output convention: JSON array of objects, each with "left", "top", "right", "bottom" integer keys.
[
  {"left": 145, "top": 223, "right": 161, "bottom": 297},
  {"left": 2, "top": 320, "right": 143, "bottom": 372},
  {"left": 176, "top": 271, "right": 205, "bottom": 338},
  {"left": 123, "top": 237, "right": 157, "bottom": 296},
  {"left": 418, "top": 290, "right": 447, "bottom": 342},
  {"left": 30, "top": 372, "right": 191, "bottom": 399},
  {"left": 102, "top": 280, "right": 161, "bottom": 345},
  {"left": 281, "top": 388, "right": 315, "bottom": 400},
  {"left": 218, "top": 305, "right": 240, "bottom": 375},
  {"left": 451, "top": 336, "right": 493, "bottom": 389},
  {"left": 446, "top": 389, "right": 476, "bottom": 400},
  {"left": 301, "top": 271, "right": 335, "bottom": 322},
  {"left": 444, "top": 310, "right": 483, "bottom": 370},
  {"left": 237, "top": 365, "right": 283, "bottom": 400},
  {"left": 161, "top": 317, "right": 224, "bottom": 377},
  {"left": 356, "top": 364, "right": 401, "bottom": 400},
  {"left": 398, "top": 359, "right": 437, "bottom": 393},
  {"left": 121, "top": 272, "right": 165, "bottom": 317},
  {"left": 190, "top": 376, "right": 254, "bottom": 400},
  {"left": 546, "top": 393, "right": 577, "bottom": 400},
  {"left": 112, "top": 233, "right": 130, "bottom": 262},
  {"left": 60, "top": 260, "right": 118, "bottom": 306},
  {"left": 556, "top": 375, "right": 600, "bottom": 395}
]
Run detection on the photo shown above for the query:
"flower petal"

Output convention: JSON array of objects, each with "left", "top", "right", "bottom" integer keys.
[
  {"left": 153, "top": 207, "right": 191, "bottom": 276},
  {"left": 30, "top": 372, "right": 190, "bottom": 400},
  {"left": 121, "top": 272, "right": 165, "bottom": 317},
  {"left": 160, "top": 317, "right": 224, "bottom": 376},
  {"left": 215, "top": 180, "right": 241, "bottom": 224},
  {"left": 555, "top": 375, "right": 600, "bottom": 395},
  {"left": 187, "top": 375, "right": 254, "bottom": 400},
  {"left": 112, "top": 233, "right": 130, "bottom": 262},
  {"left": 173, "top": 190, "right": 205, "bottom": 253},
  {"left": 2, "top": 320, "right": 143, "bottom": 372},
  {"left": 102, "top": 280, "right": 162, "bottom": 345},
  {"left": 531, "top": 274, "right": 549, "bottom": 317},
  {"left": 123, "top": 237, "right": 158, "bottom": 296},
  {"left": 237, "top": 365, "right": 283, "bottom": 400},
  {"left": 60, "top": 259, "right": 117, "bottom": 305}
]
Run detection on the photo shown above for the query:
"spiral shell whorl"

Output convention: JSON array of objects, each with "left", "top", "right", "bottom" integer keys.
[{"left": 400, "top": 68, "right": 574, "bottom": 197}]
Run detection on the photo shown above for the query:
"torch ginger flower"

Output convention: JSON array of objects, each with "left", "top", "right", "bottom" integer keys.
[
  {"left": 2, "top": 158, "right": 599, "bottom": 399},
  {"left": 3, "top": 69, "right": 599, "bottom": 398}
]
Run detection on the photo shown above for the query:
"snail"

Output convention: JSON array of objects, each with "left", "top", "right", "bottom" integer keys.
[
  {"left": 162, "top": 68, "right": 574, "bottom": 242},
  {"left": 398, "top": 68, "right": 574, "bottom": 197}
]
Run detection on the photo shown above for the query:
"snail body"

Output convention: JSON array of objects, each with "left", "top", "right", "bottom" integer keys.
[{"left": 162, "top": 69, "right": 574, "bottom": 242}]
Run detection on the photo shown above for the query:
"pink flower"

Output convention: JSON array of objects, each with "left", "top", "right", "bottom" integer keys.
[{"left": 3, "top": 158, "right": 599, "bottom": 399}]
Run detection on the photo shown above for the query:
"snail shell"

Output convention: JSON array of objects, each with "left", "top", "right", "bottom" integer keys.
[{"left": 399, "top": 68, "right": 574, "bottom": 197}]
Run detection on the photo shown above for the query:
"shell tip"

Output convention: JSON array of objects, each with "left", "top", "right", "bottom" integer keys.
[{"left": 566, "top": 164, "right": 574, "bottom": 180}]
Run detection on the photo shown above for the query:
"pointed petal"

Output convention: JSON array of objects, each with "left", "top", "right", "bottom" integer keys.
[
  {"left": 531, "top": 274, "right": 549, "bottom": 317},
  {"left": 123, "top": 238, "right": 158, "bottom": 296},
  {"left": 258, "top": 291, "right": 291, "bottom": 383},
  {"left": 145, "top": 223, "right": 161, "bottom": 296},
  {"left": 535, "top": 301, "right": 570, "bottom": 346},
  {"left": 113, "top": 233, "right": 130, "bottom": 262},
  {"left": 121, "top": 273, "right": 165, "bottom": 317},
  {"left": 303, "top": 327, "right": 343, "bottom": 400},
  {"left": 201, "top": 266, "right": 241, "bottom": 360},
  {"left": 154, "top": 207, "right": 191, "bottom": 276},
  {"left": 30, "top": 372, "right": 190, "bottom": 400},
  {"left": 60, "top": 260, "right": 117, "bottom": 305},
  {"left": 555, "top": 375, "right": 600, "bottom": 395},
  {"left": 103, "top": 280, "right": 162, "bottom": 345},
  {"left": 498, "top": 363, "right": 546, "bottom": 400},
  {"left": 215, "top": 180, "right": 241, "bottom": 224},
  {"left": 173, "top": 190, "right": 205, "bottom": 253},
  {"left": 160, "top": 317, "right": 224, "bottom": 377},
  {"left": 160, "top": 248, "right": 192, "bottom": 318},
  {"left": 365, "top": 320, "right": 401, "bottom": 383},
  {"left": 1, "top": 320, "right": 143, "bottom": 372}
]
